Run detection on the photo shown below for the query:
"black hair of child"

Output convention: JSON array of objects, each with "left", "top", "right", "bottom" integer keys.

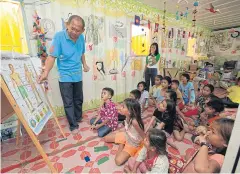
[
  {"left": 102, "top": 87, "right": 114, "bottom": 97},
  {"left": 137, "top": 81, "right": 147, "bottom": 90},
  {"left": 163, "top": 76, "right": 172, "bottom": 89},
  {"left": 148, "top": 128, "right": 167, "bottom": 155},
  {"left": 156, "top": 75, "right": 163, "bottom": 81},
  {"left": 204, "top": 84, "right": 215, "bottom": 93},
  {"left": 206, "top": 98, "right": 224, "bottom": 113},
  {"left": 181, "top": 73, "right": 190, "bottom": 81},
  {"left": 130, "top": 89, "right": 141, "bottom": 100},
  {"left": 166, "top": 89, "right": 177, "bottom": 104},
  {"left": 172, "top": 79, "right": 180, "bottom": 86}
]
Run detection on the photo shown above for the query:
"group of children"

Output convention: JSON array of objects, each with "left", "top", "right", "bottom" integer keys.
[{"left": 88, "top": 74, "right": 236, "bottom": 173}]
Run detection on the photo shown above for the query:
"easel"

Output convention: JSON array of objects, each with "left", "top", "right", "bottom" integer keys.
[{"left": 1, "top": 76, "right": 66, "bottom": 173}]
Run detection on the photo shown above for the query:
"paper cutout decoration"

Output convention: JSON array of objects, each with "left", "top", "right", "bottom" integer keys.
[
  {"left": 131, "top": 59, "right": 142, "bottom": 71},
  {"left": 93, "top": 75, "right": 97, "bottom": 81},
  {"left": 134, "top": 15, "right": 140, "bottom": 26},
  {"left": 206, "top": 3, "right": 220, "bottom": 13},
  {"left": 131, "top": 71, "right": 135, "bottom": 77},
  {"left": 187, "top": 38, "right": 196, "bottom": 57},
  {"left": 111, "top": 74, "right": 117, "bottom": 80},
  {"left": 113, "top": 36, "right": 118, "bottom": 42},
  {"left": 121, "top": 71, "right": 126, "bottom": 77},
  {"left": 154, "top": 23, "right": 159, "bottom": 32}
]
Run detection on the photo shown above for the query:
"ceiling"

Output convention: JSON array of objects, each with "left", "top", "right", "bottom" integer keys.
[{"left": 136, "top": 0, "right": 240, "bottom": 30}]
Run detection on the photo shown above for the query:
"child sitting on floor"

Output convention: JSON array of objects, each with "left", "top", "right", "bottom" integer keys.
[
  {"left": 90, "top": 87, "right": 118, "bottom": 137},
  {"left": 146, "top": 99, "right": 176, "bottom": 137},
  {"left": 181, "top": 84, "right": 215, "bottom": 117},
  {"left": 149, "top": 75, "right": 163, "bottom": 106},
  {"left": 183, "top": 118, "right": 234, "bottom": 173},
  {"left": 171, "top": 79, "right": 184, "bottom": 104},
  {"left": 222, "top": 77, "right": 240, "bottom": 108},
  {"left": 153, "top": 76, "right": 172, "bottom": 104},
  {"left": 188, "top": 98, "right": 225, "bottom": 132},
  {"left": 104, "top": 98, "right": 145, "bottom": 166},
  {"left": 118, "top": 89, "right": 141, "bottom": 121},
  {"left": 179, "top": 73, "right": 195, "bottom": 105},
  {"left": 138, "top": 81, "right": 149, "bottom": 110},
  {"left": 124, "top": 129, "right": 169, "bottom": 174}
]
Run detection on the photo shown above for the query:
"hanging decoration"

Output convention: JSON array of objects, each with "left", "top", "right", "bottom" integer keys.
[
  {"left": 206, "top": 3, "right": 220, "bottom": 13},
  {"left": 192, "top": 1, "right": 199, "bottom": 27},
  {"left": 162, "top": 1, "right": 166, "bottom": 32},
  {"left": 176, "top": 5, "right": 180, "bottom": 20},
  {"left": 177, "top": 0, "right": 188, "bottom": 4},
  {"left": 230, "top": 30, "right": 240, "bottom": 38},
  {"left": 32, "top": 10, "right": 48, "bottom": 67},
  {"left": 134, "top": 15, "right": 140, "bottom": 26},
  {"left": 184, "top": 7, "right": 189, "bottom": 19}
]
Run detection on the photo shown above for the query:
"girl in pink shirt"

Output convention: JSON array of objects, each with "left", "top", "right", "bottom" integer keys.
[{"left": 183, "top": 118, "right": 234, "bottom": 173}]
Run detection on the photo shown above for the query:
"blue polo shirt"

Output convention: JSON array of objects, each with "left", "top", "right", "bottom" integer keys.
[{"left": 49, "top": 30, "right": 85, "bottom": 82}]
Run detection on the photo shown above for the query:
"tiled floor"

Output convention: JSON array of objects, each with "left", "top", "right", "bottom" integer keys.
[{"left": 1, "top": 106, "right": 197, "bottom": 173}]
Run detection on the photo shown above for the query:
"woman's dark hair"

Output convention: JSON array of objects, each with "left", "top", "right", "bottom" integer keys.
[
  {"left": 124, "top": 98, "right": 144, "bottom": 130},
  {"left": 204, "top": 84, "right": 214, "bottom": 93},
  {"left": 166, "top": 89, "right": 177, "bottom": 104},
  {"left": 165, "top": 99, "right": 176, "bottom": 119},
  {"left": 163, "top": 76, "right": 172, "bottom": 89},
  {"left": 148, "top": 128, "right": 167, "bottom": 155},
  {"left": 130, "top": 89, "right": 141, "bottom": 100},
  {"left": 137, "top": 81, "right": 147, "bottom": 90},
  {"left": 214, "top": 118, "right": 234, "bottom": 155},
  {"left": 181, "top": 73, "right": 190, "bottom": 81},
  {"left": 149, "top": 43, "right": 159, "bottom": 56},
  {"left": 155, "top": 75, "right": 163, "bottom": 81}
]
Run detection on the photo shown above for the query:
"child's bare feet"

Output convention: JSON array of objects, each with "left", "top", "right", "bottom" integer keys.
[
  {"left": 183, "top": 124, "right": 190, "bottom": 133},
  {"left": 123, "top": 165, "right": 131, "bottom": 173}
]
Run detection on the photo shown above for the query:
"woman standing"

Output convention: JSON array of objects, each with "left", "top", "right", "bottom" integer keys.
[{"left": 144, "top": 43, "right": 160, "bottom": 91}]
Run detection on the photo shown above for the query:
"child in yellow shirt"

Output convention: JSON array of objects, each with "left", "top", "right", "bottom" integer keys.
[{"left": 222, "top": 77, "right": 240, "bottom": 108}]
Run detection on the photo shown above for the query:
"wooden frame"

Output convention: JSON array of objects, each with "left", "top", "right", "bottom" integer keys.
[{"left": 1, "top": 75, "right": 66, "bottom": 173}]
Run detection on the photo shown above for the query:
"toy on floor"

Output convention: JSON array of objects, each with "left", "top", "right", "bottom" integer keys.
[
  {"left": 84, "top": 156, "right": 90, "bottom": 162},
  {"left": 192, "top": 126, "right": 208, "bottom": 143},
  {"left": 94, "top": 146, "right": 109, "bottom": 152},
  {"left": 97, "top": 156, "right": 109, "bottom": 165}
]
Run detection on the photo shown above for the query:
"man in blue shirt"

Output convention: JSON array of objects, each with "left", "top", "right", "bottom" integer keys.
[{"left": 38, "top": 15, "right": 89, "bottom": 132}]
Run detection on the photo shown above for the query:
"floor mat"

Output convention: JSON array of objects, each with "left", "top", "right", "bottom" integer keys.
[{"left": 1, "top": 107, "right": 196, "bottom": 173}]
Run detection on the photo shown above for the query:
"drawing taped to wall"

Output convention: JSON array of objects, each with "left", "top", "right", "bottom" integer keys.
[
  {"left": 84, "top": 15, "right": 104, "bottom": 46},
  {"left": 1, "top": 55, "right": 52, "bottom": 135},
  {"left": 131, "top": 25, "right": 150, "bottom": 56},
  {"left": 96, "top": 61, "right": 106, "bottom": 80},
  {"left": 109, "top": 21, "right": 127, "bottom": 38}
]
